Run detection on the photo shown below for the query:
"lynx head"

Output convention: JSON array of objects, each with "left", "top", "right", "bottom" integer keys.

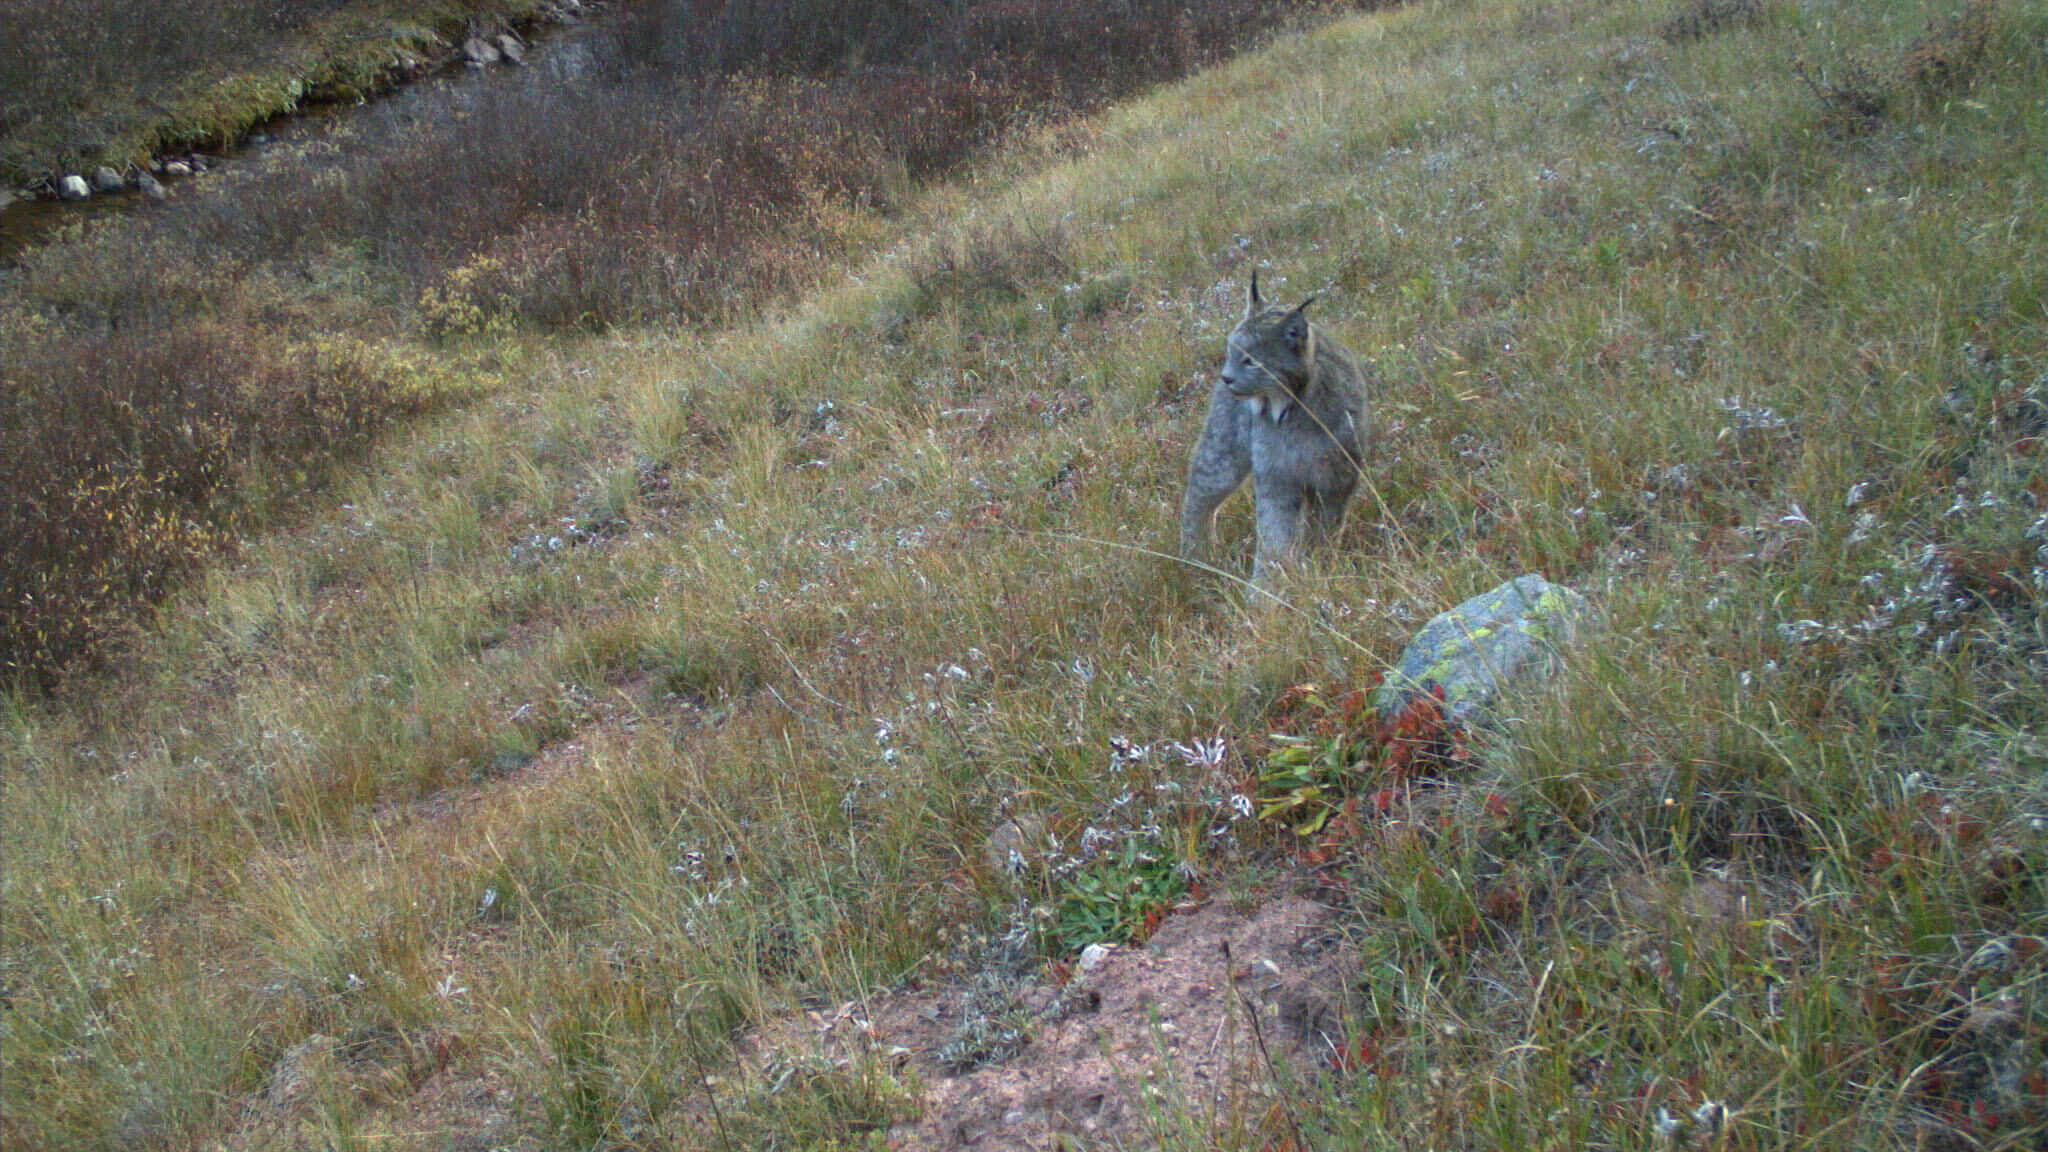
[{"left": 1221, "top": 271, "right": 1318, "bottom": 420}]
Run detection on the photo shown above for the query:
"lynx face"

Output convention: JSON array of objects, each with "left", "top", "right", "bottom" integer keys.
[{"left": 1220, "top": 284, "right": 1317, "bottom": 422}]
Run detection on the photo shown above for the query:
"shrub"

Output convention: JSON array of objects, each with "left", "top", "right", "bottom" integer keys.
[
  {"left": 0, "top": 319, "right": 463, "bottom": 679},
  {"left": 901, "top": 219, "right": 1076, "bottom": 322}
]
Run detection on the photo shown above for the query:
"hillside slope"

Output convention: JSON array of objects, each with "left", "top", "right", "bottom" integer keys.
[{"left": 6, "top": 0, "right": 2048, "bottom": 1147}]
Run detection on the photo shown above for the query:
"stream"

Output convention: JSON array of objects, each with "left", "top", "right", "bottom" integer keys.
[{"left": 0, "top": 5, "right": 609, "bottom": 268}]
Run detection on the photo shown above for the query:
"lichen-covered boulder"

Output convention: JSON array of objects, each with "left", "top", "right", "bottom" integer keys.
[{"left": 1371, "top": 573, "right": 1587, "bottom": 726}]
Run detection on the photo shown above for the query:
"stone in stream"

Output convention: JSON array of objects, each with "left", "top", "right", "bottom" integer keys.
[
  {"left": 497, "top": 33, "right": 526, "bottom": 64},
  {"left": 57, "top": 174, "right": 90, "bottom": 200},
  {"left": 162, "top": 160, "right": 192, "bottom": 177},
  {"left": 90, "top": 166, "right": 124, "bottom": 193},
  {"left": 137, "top": 172, "right": 167, "bottom": 202},
  {"left": 462, "top": 36, "right": 501, "bottom": 65}
]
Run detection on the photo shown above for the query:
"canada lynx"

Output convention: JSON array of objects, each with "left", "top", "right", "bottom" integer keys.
[{"left": 1180, "top": 273, "right": 1370, "bottom": 585}]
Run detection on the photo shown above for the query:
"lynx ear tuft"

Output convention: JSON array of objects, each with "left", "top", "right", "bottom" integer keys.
[
  {"left": 1246, "top": 271, "right": 1264, "bottom": 317},
  {"left": 1284, "top": 296, "right": 1318, "bottom": 355}
]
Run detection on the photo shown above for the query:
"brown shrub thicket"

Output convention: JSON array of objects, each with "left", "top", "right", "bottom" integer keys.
[{"left": 0, "top": 320, "right": 459, "bottom": 681}]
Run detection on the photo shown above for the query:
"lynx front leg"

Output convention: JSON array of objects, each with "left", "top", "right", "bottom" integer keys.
[
  {"left": 1180, "top": 392, "right": 1250, "bottom": 564},
  {"left": 1250, "top": 475, "right": 1307, "bottom": 587}
]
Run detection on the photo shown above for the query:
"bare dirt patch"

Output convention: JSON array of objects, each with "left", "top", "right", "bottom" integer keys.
[{"left": 746, "top": 891, "right": 1360, "bottom": 1150}]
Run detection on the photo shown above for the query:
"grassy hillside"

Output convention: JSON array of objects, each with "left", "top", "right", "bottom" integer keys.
[{"left": 5, "top": 0, "right": 2047, "bottom": 1147}]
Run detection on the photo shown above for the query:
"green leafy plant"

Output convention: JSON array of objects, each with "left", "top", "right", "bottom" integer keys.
[
  {"left": 1257, "top": 731, "right": 1365, "bottom": 836},
  {"left": 1050, "top": 838, "right": 1188, "bottom": 953},
  {"left": 1255, "top": 684, "right": 1376, "bottom": 837}
]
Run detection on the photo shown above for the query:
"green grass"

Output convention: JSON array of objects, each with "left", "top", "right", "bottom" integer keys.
[{"left": 6, "top": 0, "right": 2048, "bottom": 1146}]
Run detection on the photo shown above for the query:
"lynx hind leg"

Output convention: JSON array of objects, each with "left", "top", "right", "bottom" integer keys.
[
  {"left": 1304, "top": 487, "right": 1353, "bottom": 552},
  {"left": 1180, "top": 398, "right": 1250, "bottom": 562}
]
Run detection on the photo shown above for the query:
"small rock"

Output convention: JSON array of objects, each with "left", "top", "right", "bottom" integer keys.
[
  {"left": 57, "top": 174, "right": 90, "bottom": 200},
  {"left": 136, "top": 172, "right": 167, "bottom": 202},
  {"left": 245, "top": 132, "right": 272, "bottom": 147},
  {"left": 984, "top": 814, "right": 1046, "bottom": 876},
  {"left": 162, "top": 160, "right": 192, "bottom": 178},
  {"left": 462, "top": 35, "right": 501, "bottom": 66},
  {"left": 263, "top": 1034, "right": 338, "bottom": 1109},
  {"left": 496, "top": 33, "right": 526, "bottom": 65},
  {"left": 1078, "top": 943, "right": 1117, "bottom": 972},
  {"left": 90, "top": 166, "right": 123, "bottom": 192}
]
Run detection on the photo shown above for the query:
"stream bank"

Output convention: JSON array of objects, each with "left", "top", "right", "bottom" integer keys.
[{"left": 0, "top": 0, "right": 607, "bottom": 266}]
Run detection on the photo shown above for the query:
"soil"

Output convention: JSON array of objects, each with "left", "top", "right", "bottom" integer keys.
[{"left": 756, "top": 892, "right": 1362, "bottom": 1151}]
